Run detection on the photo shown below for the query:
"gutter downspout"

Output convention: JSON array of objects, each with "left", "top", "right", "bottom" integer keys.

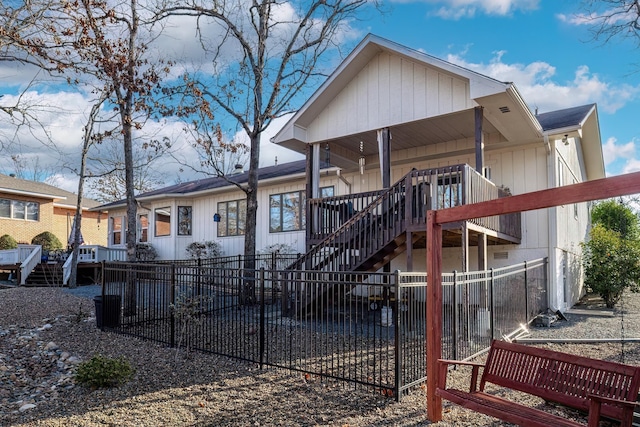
[
  {"left": 336, "top": 169, "right": 352, "bottom": 194},
  {"left": 545, "top": 132, "right": 560, "bottom": 312}
]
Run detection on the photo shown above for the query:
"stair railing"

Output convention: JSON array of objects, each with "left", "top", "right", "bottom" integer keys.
[{"left": 19, "top": 245, "right": 42, "bottom": 285}]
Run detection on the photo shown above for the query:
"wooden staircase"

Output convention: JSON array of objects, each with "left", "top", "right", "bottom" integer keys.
[
  {"left": 284, "top": 170, "right": 419, "bottom": 317},
  {"left": 24, "top": 263, "right": 64, "bottom": 286}
]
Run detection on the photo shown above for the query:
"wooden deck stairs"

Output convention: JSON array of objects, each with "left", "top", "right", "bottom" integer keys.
[{"left": 284, "top": 165, "right": 522, "bottom": 318}]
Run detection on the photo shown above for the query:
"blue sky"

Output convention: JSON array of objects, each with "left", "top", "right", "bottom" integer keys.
[
  {"left": 0, "top": 0, "right": 638, "bottom": 193},
  {"left": 360, "top": 0, "right": 640, "bottom": 177}
]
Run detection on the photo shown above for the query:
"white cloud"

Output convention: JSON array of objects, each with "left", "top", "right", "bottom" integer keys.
[
  {"left": 231, "top": 113, "right": 305, "bottom": 168},
  {"left": 622, "top": 158, "right": 640, "bottom": 174},
  {"left": 446, "top": 51, "right": 640, "bottom": 114},
  {"left": 602, "top": 137, "right": 636, "bottom": 166},
  {"left": 393, "top": 0, "right": 539, "bottom": 19}
]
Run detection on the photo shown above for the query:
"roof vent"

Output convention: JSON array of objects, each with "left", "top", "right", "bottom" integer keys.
[
  {"left": 499, "top": 106, "right": 511, "bottom": 113},
  {"left": 494, "top": 251, "right": 509, "bottom": 260},
  {"left": 233, "top": 164, "right": 244, "bottom": 175}
]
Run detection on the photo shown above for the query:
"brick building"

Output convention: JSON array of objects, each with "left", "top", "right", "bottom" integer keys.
[{"left": 0, "top": 174, "right": 107, "bottom": 247}]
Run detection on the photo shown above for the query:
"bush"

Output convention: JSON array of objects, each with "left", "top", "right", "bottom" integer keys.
[
  {"left": 258, "top": 243, "right": 297, "bottom": 256},
  {"left": 135, "top": 242, "right": 158, "bottom": 261},
  {"left": 0, "top": 234, "right": 17, "bottom": 250},
  {"left": 31, "top": 231, "right": 63, "bottom": 252},
  {"left": 75, "top": 354, "right": 134, "bottom": 388},
  {"left": 185, "top": 241, "right": 224, "bottom": 259},
  {"left": 582, "top": 224, "right": 640, "bottom": 308}
]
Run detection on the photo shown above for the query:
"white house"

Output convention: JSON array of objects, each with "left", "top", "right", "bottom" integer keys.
[{"left": 98, "top": 34, "right": 604, "bottom": 312}]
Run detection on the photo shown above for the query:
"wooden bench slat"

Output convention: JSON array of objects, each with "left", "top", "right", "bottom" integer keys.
[
  {"left": 438, "top": 339, "right": 640, "bottom": 427},
  {"left": 438, "top": 388, "right": 584, "bottom": 427}
]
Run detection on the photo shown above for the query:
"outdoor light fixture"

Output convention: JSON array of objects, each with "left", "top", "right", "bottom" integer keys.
[
  {"left": 562, "top": 134, "right": 569, "bottom": 145},
  {"left": 359, "top": 140, "right": 365, "bottom": 175}
]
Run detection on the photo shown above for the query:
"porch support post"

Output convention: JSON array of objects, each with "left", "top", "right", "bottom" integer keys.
[
  {"left": 426, "top": 210, "right": 443, "bottom": 422},
  {"left": 475, "top": 106, "right": 484, "bottom": 174},
  {"left": 305, "top": 144, "right": 319, "bottom": 252},
  {"left": 461, "top": 222, "right": 469, "bottom": 272},
  {"left": 379, "top": 128, "right": 392, "bottom": 275},
  {"left": 478, "top": 233, "right": 487, "bottom": 271},
  {"left": 406, "top": 231, "right": 413, "bottom": 271},
  {"left": 378, "top": 128, "right": 391, "bottom": 188},
  {"left": 312, "top": 143, "right": 320, "bottom": 198}
]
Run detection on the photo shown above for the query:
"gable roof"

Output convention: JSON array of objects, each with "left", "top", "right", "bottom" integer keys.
[
  {"left": 271, "top": 34, "right": 604, "bottom": 180},
  {"left": 0, "top": 173, "right": 101, "bottom": 210},
  {"left": 96, "top": 160, "right": 314, "bottom": 210},
  {"left": 537, "top": 103, "right": 604, "bottom": 180},
  {"left": 537, "top": 104, "right": 596, "bottom": 131}
]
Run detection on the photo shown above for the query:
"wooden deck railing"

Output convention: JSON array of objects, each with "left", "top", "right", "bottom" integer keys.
[
  {"left": 63, "top": 245, "right": 127, "bottom": 284},
  {"left": 308, "top": 164, "right": 521, "bottom": 244}
]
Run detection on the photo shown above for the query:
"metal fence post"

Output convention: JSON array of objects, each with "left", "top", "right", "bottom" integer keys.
[
  {"left": 489, "top": 268, "right": 495, "bottom": 340},
  {"left": 170, "top": 263, "right": 176, "bottom": 348},
  {"left": 452, "top": 270, "right": 458, "bottom": 361},
  {"left": 259, "top": 267, "right": 266, "bottom": 370},
  {"left": 524, "top": 260, "right": 529, "bottom": 323},
  {"left": 394, "top": 270, "right": 402, "bottom": 401}
]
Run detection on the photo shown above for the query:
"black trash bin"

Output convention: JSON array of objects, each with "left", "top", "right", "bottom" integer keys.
[{"left": 94, "top": 295, "right": 121, "bottom": 328}]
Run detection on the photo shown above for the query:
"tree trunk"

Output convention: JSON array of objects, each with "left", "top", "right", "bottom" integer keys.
[
  {"left": 241, "top": 132, "right": 261, "bottom": 304},
  {"left": 123, "top": 95, "right": 138, "bottom": 315}
]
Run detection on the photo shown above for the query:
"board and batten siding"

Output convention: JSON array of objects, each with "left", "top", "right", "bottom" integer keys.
[
  {"left": 552, "top": 135, "right": 590, "bottom": 309},
  {"left": 308, "top": 52, "right": 473, "bottom": 143}
]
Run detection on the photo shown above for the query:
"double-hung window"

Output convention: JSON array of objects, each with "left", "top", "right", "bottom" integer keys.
[
  {"left": 217, "top": 199, "right": 246, "bottom": 237},
  {"left": 270, "top": 191, "right": 305, "bottom": 232}
]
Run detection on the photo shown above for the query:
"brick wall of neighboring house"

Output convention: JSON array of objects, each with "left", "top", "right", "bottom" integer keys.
[
  {"left": 0, "top": 195, "right": 55, "bottom": 244},
  {"left": 52, "top": 207, "right": 107, "bottom": 246}
]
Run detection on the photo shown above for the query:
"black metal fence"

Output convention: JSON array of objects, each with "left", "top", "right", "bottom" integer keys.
[{"left": 100, "top": 257, "right": 547, "bottom": 400}]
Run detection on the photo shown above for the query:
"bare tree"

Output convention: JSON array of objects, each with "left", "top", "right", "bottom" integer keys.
[
  {"left": 3, "top": 0, "right": 171, "bottom": 265},
  {"left": 68, "top": 89, "right": 110, "bottom": 288},
  {"left": 85, "top": 135, "right": 169, "bottom": 202},
  {"left": 169, "top": 107, "right": 250, "bottom": 182},
  {"left": 158, "top": 0, "right": 381, "bottom": 301},
  {"left": 579, "top": 1, "right": 640, "bottom": 46}
]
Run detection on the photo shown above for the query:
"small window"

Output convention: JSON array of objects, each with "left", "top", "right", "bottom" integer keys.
[
  {"left": 320, "top": 186, "right": 334, "bottom": 198},
  {"left": 217, "top": 199, "right": 246, "bottom": 237},
  {"left": 558, "top": 158, "right": 564, "bottom": 187},
  {"left": 111, "top": 217, "right": 123, "bottom": 245},
  {"left": 155, "top": 207, "right": 171, "bottom": 237},
  {"left": 178, "top": 206, "right": 192, "bottom": 236},
  {"left": 0, "top": 199, "right": 10, "bottom": 218},
  {"left": 26, "top": 202, "right": 39, "bottom": 221},
  {"left": 270, "top": 190, "right": 305, "bottom": 232},
  {"left": 573, "top": 179, "right": 579, "bottom": 220},
  {"left": 12, "top": 201, "right": 25, "bottom": 219},
  {"left": 0, "top": 198, "right": 40, "bottom": 221},
  {"left": 138, "top": 214, "right": 148, "bottom": 242}
]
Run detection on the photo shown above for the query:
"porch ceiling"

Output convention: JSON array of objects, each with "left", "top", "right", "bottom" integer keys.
[{"left": 324, "top": 109, "right": 500, "bottom": 170}]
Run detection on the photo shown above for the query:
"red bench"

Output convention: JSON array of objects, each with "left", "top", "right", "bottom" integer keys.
[{"left": 437, "top": 339, "right": 640, "bottom": 427}]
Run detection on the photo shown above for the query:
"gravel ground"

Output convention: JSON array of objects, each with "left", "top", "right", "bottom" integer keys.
[{"left": 0, "top": 286, "right": 639, "bottom": 427}]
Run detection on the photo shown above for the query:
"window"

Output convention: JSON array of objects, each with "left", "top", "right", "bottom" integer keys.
[
  {"left": 0, "top": 198, "right": 40, "bottom": 221},
  {"left": 155, "top": 207, "right": 171, "bottom": 237},
  {"left": 320, "top": 186, "right": 334, "bottom": 198},
  {"left": 558, "top": 158, "right": 564, "bottom": 187},
  {"left": 137, "top": 214, "right": 148, "bottom": 242},
  {"left": 270, "top": 190, "right": 305, "bottom": 232},
  {"left": 178, "top": 206, "right": 192, "bottom": 236},
  {"left": 217, "top": 199, "right": 246, "bottom": 237},
  {"left": 111, "top": 216, "right": 123, "bottom": 245}
]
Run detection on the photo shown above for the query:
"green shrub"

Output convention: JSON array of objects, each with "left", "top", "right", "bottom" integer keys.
[
  {"left": 75, "top": 354, "right": 134, "bottom": 388},
  {"left": 31, "top": 231, "right": 63, "bottom": 252},
  {"left": 582, "top": 224, "right": 640, "bottom": 308},
  {"left": 0, "top": 234, "right": 18, "bottom": 250},
  {"left": 185, "top": 241, "right": 224, "bottom": 259},
  {"left": 135, "top": 242, "right": 158, "bottom": 261}
]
